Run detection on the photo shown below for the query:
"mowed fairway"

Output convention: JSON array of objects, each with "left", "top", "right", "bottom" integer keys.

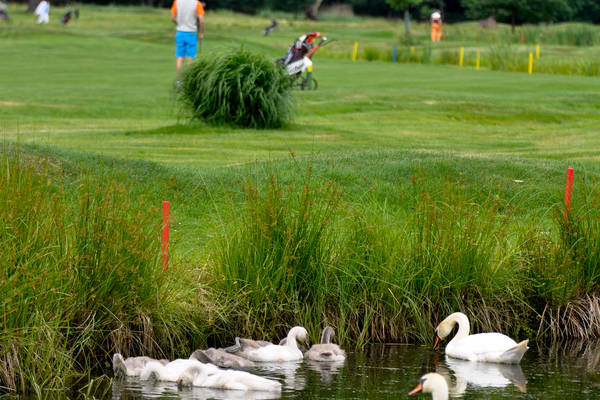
[{"left": 2, "top": 6, "right": 600, "bottom": 168}]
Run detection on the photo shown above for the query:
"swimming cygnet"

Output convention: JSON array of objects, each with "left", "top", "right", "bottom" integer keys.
[
  {"left": 303, "top": 326, "right": 346, "bottom": 362},
  {"left": 112, "top": 353, "right": 169, "bottom": 378},
  {"left": 245, "top": 326, "right": 309, "bottom": 362},
  {"left": 190, "top": 348, "right": 256, "bottom": 368},
  {"left": 177, "top": 364, "right": 282, "bottom": 392},
  {"left": 140, "top": 357, "right": 218, "bottom": 382}
]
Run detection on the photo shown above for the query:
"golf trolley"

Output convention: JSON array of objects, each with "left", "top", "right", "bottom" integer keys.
[{"left": 277, "top": 32, "right": 336, "bottom": 90}]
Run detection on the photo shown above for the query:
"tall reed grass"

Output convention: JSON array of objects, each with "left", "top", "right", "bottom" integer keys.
[
  {"left": 209, "top": 168, "right": 531, "bottom": 345},
  {"left": 208, "top": 165, "right": 600, "bottom": 346},
  {"left": 0, "top": 148, "right": 205, "bottom": 394},
  {"left": 178, "top": 47, "right": 294, "bottom": 129}
]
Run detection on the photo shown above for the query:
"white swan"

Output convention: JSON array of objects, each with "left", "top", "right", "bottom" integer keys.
[
  {"left": 409, "top": 373, "right": 448, "bottom": 400},
  {"left": 112, "top": 353, "right": 168, "bottom": 378},
  {"left": 140, "top": 358, "right": 218, "bottom": 382},
  {"left": 245, "top": 326, "right": 309, "bottom": 362},
  {"left": 433, "top": 312, "right": 529, "bottom": 364},
  {"left": 177, "top": 364, "right": 282, "bottom": 392},
  {"left": 304, "top": 326, "right": 346, "bottom": 362}
]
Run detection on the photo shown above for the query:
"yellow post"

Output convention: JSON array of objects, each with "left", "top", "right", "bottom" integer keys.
[
  {"left": 536, "top": 44, "right": 540, "bottom": 59},
  {"left": 306, "top": 64, "right": 313, "bottom": 89},
  {"left": 528, "top": 52, "right": 533, "bottom": 74},
  {"left": 476, "top": 50, "right": 480, "bottom": 71},
  {"left": 352, "top": 42, "right": 358, "bottom": 61},
  {"left": 410, "top": 46, "right": 415, "bottom": 59},
  {"left": 459, "top": 46, "right": 464, "bottom": 67}
]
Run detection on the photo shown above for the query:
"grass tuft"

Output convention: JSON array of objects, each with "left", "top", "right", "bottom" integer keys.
[{"left": 179, "top": 47, "right": 295, "bottom": 129}]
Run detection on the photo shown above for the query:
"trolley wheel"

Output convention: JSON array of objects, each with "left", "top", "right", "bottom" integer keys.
[{"left": 299, "top": 78, "right": 318, "bottom": 90}]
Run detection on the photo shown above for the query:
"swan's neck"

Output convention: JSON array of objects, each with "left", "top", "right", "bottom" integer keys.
[
  {"left": 432, "top": 385, "right": 449, "bottom": 400},
  {"left": 285, "top": 331, "right": 300, "bottom": 350},
  {"left": 449, "top": 313, "right": 470, "bottom": 343},
  {"left": 321, "top": 328, "right": 334, "bottom": 344}
]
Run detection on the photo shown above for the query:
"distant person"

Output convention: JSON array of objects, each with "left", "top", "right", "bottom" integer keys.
[
  {"left": 61, "top": 8, "right": 78, "bottom": 24},
  {"left": 430, "top": 9, "right": 442, "bottom": 42},
  {"left": 61, "top": 10, "right": 72, "bottom": 24},
  {"left": 0, "top": 1, "right": 9, "bottom": 22},
  {"left": 263, "top": 19, "right": 277, "bottom": 36},
  {"left": 34, "top": 0, "right": 50, "bottom": 24},
  {"left": 170, "top": 0, "right": 205, "bottom": 81}
]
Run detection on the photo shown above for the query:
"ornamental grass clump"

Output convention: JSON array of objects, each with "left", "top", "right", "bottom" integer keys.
[{"left": 179, "top": 47, "right": 294, "bottom": 129}]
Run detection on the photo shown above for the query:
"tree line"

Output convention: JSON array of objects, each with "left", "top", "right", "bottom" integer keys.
[{"left": 19, "top": 0, "right": 600, "bottom": 24}]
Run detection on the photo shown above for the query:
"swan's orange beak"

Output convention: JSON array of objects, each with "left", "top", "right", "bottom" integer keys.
[
  {"left": 408, "top": 382, "right": 423, "bottom": 396},
  {"left": 433, "top": 334, "right": 440, "bottom": 351}
]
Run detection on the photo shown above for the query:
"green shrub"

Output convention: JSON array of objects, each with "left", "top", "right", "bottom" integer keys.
[
  {"left": 438, "top": 49, "right": 459, "bottom": 65},
  {"left": 363, "top": 46, "right": 382, "bottom": 61},
  {"left": 179, "top": 47, "right": 294, "bottom": 129}
]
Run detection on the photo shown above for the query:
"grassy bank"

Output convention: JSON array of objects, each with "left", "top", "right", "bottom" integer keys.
[
  {"left": 3, "top": 145, "right": 600, "bottom": 395},
  {"left": 1, "top": 4, "right": 600, "bottom": 395}
]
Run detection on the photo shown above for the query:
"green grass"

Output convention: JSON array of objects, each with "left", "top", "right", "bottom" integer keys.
[{"left": 1, "top": 4, "right": 600, "bottom": 395}]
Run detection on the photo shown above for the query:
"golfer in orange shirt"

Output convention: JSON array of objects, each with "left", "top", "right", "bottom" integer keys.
[{"left": 430, "top": 10, "right": 442, "bottom": 42}]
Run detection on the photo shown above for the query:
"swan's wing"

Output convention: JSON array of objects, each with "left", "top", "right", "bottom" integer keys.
[
  {"left": 449, "top": 333, "right": 519, "bottom": 361},
  {"left": 209, "top": 348, "right": 256, "bottom": 368},
  {"left": 240, "top": 338, "right": 272, "bottom": 349},
  {"left": 455, "top": 333, "right": 516, "bottom": 351},
  {"left": 190, "top": 349, "right": 212, "bottom": 363}
]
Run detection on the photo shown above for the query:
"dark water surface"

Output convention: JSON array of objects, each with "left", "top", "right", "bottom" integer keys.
[{"left": 111, "top": 342, "right": 600, "bottom": 399}]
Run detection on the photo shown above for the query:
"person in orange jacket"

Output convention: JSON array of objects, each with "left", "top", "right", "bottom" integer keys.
[{"left": 430, "top": 9, "right": 442, "bottom": 42}]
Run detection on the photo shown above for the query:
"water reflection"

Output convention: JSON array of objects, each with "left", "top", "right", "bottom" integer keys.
[
  {"left": 107, "top": 342, "right": 600, "bottom": 399},
  {"left": 540, "top": 339, "right": 600, "bottom": 372},
  {"left": 305, "top": 359, "right": 345, "bottom": 383},
  {"left": 251, "top": 361, "right": 306, "bottom": 391},
  {"left": 438, "top": 356, "right": 527, "bottom": 395},
  {"left": 111, "top": 376, "right": 281, "bottom": 400}
]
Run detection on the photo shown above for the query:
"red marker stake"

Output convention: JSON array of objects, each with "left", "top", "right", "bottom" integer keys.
[
  {"left": 162, "top": 201, "right": 170, "bottom": 270},
  {"left": 564, "top": 168, "right": 574, "bottom": 219}
]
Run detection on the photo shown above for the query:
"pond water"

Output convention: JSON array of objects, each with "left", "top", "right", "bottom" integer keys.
[{"left": 111, "top": 342, "right": 600, "bottom": 399}]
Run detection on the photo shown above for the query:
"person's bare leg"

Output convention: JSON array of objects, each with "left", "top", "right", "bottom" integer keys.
[{"left": 175, "top": 57, "right": 184, "bottom": 80}]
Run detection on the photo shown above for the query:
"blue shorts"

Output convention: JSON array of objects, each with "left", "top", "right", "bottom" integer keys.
[{"left": 175, "top": 31, "right": 197, "bottom": 58}]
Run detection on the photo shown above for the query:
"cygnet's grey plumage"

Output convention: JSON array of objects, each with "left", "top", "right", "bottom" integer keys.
[
  {"left": 190, "top": 348, "right": 256, "bottom": 368},
  {"left": 303, "top": 326, "right": 346, "bottom": 362},
  {"left": 224, "top": 337, "right": 273, "bottom": 359}
]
